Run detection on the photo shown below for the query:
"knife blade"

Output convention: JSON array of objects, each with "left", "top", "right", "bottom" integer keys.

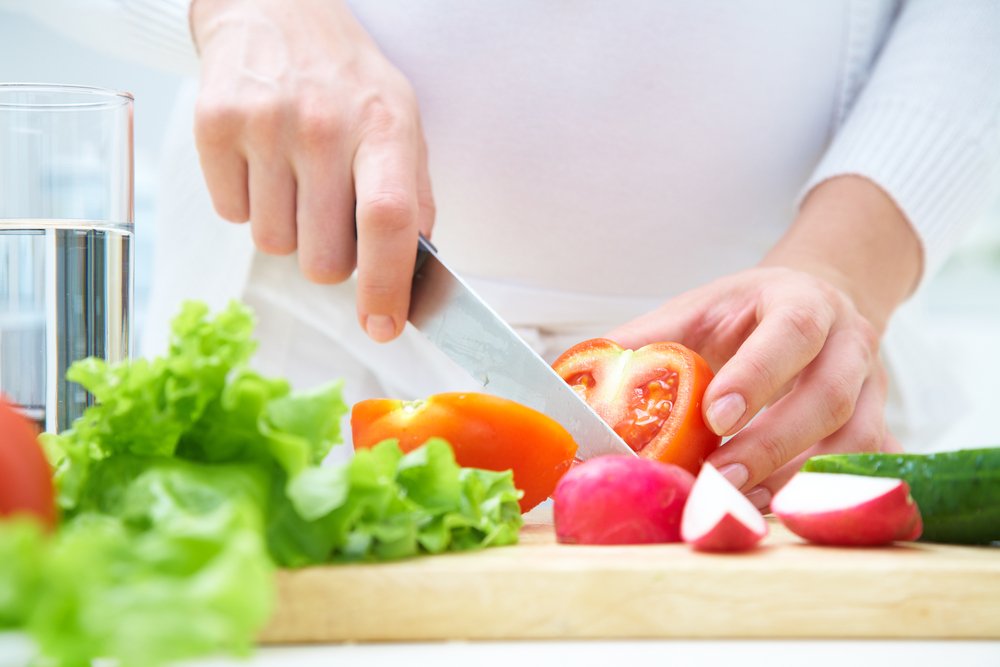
[{"left": 408, "top": 235, "right": 636, "bottom": 460}]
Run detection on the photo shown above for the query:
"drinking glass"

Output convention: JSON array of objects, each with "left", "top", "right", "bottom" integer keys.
[{"left": 0, "top": 83, "right": 134, "bottom": 432}]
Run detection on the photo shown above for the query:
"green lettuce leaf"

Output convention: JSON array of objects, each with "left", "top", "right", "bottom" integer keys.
[
  {"left": 10, "top": 300, "right": 522, "bottom": 667},
  {"left": 275, "top": 438, "right": 523, "bottom": 566},
  {"left": 0, "top": 519, "right": 46, "bottom": 629},
  {"left": 28, "top": 467, "right": 274, "bottom": 667}
]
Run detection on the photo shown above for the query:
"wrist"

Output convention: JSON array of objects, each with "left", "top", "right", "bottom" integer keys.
[
  {"left": 189, "top": 0, "right": 241, "bottom": 52},
  {"left": 761, "top": 175, "right": 923, "bottom": 333},
  {"left": 189, "top": 0, "right": 363, "bottom": 57}
]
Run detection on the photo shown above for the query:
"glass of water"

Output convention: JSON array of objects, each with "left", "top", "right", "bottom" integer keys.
[{"left": 0, "top": 83, "right": 133, "bottom": 433}]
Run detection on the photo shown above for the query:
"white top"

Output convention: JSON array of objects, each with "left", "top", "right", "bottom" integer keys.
[{"left": 7, "top": 0, "right": 1000, "bottom": 448}]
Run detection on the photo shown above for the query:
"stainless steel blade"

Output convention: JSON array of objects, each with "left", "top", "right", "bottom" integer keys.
[{"left": 409, "top": 236, "right": 636, "bottom": 460}]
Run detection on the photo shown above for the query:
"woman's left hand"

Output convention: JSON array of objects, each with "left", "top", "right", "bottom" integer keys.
[
  {"left": 607, "top": 265, "right": 902, "bottom": 511},
  {"left": 607, "top": 175, "right": 921, "bottom": 510}
]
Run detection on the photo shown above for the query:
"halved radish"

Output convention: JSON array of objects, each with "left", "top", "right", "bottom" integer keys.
[
  {"left": 681, "top": 463, "right": 768, "bottom": 551},
  {"left": 771, "top": 472, "right": 923, "bottom": 546},
  {"left": 553, "top": 455, "right": 694, "bottom": 545}
]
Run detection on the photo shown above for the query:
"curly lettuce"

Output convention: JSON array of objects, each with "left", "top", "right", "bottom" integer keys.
[{"left": 1, "top": 301, "right": 522, "bottom": 667}]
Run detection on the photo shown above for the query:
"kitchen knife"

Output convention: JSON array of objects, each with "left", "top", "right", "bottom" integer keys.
[{"left": 408, "top": 235, "right": 636, "bottom": 460}]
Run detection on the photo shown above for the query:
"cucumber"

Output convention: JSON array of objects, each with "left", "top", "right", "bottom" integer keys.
[{"left": 802, "top": 448, "right": 1000, "bottom": 545}]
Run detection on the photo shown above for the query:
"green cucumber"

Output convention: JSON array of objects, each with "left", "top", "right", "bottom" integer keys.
[{"left": 802, "top": 448, "right": 1000, "bottom": 545}]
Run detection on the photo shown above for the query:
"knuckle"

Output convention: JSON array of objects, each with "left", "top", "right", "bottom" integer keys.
[
  {"left": 300, "top": 257, "right": 354, "bottom": 284},
  {"left": 214, "top": 200, "right": 249, "bottom": 224},
  {"left": 851, "top": 424, "right": 883, "bottom": 454},
  {"left": 753, "top": 433, "right": 791, "bottom": 476},
  {"left": 295, "top": 104, "right": 344, "bottom": 147},
  {"left": 821, "top": 374, "right": 856, "bottom": 429},
  {"left": 783, "top": 304, "right": 828, "bottom": 348},
  {"left": 194, "top": 99, "right": 243, "bottom": 145},
  {"left": 252, "top": 227, "right": 296, "bottom": 256},
  {"left": 358, "top": 275, "right": 398, "bottom": 300},
  {"left": 243, "top": 97, "right": 288, "bottom": 142},
  {"left": 739, "top": 352, "right": 779, "bottom": 397},
  {"left": 357, "top": 273, "right": 408, "bottom": 314},
  {"left": 361, "top": 93, "right": 418, "bottom": 140},
  {"left": 360, "top": 191, "right": 416, "bottom": 233}
]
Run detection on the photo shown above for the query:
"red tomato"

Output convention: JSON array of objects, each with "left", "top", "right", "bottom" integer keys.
[
  {"left": 352, "top": 392, "right": 578, "bottom": 512},
  {"left": 0, "top": 396, "right": 57, "bottom": 529},
  {"left": 552, "top": 338, "right": 721, "bottom": 475}
]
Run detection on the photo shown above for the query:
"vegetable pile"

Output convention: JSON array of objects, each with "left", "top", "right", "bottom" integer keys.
[
  {"left": 803, "top": 449, "right": 1000, "bottom": 544},
  {"left": 0, "top": 301, "right": 523, "bottom": 666},
  {"left": 548, "top": 338, "right": 956, "bottom": 551},
  {"left": 552, "top": 455, "right": 925, "bottom": 550}
]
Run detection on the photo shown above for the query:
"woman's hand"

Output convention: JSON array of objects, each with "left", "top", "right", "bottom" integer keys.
[
  {"left": 608, "top": 176, "right": 922, "bottom": 509},
  {"left": 190, "top": 0, "right": 433, "bottom": 342}
]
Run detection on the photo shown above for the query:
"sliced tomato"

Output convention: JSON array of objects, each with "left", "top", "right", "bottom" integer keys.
[
  {"left": 352, "top": 392, "right": 578, "bottom": 512},
  {"left": 0, "top": 396, "right": 57, "bottom": 529},
  {"left": 552, "top": 338, "right": 720, "bottom": 475}
]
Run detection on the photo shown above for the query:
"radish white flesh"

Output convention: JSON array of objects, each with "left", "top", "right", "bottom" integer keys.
[
  {"left": 681, "top": 463, "right": 767, "bottom": 551},
  {"left": 771, "top": 472, "right": 923, "bottom": 546}
]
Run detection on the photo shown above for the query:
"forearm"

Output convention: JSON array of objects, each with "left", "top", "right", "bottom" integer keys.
[
  {"left": 189, "top": 0, "right": 367, "bottom": 53},
  {"left": 798, "top": 0, "right": 1000, "bottom": 287},
  {"left": 761, "top": 175, "right": 922, "bottom": 334}
]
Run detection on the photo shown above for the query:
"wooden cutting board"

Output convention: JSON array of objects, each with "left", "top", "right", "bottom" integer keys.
[{"left": 260, "top": 520, "right": 1000, "bottom": 642}]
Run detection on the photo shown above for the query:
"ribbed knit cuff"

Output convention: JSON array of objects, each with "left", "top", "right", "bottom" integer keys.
[
  {"left": 122, "top": 0, "right": 200, "bottom": 75},
  {"left": 801, "top": 96, "right": 1000, "bottom": 283}
]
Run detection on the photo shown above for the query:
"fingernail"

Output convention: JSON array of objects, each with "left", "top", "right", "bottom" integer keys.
[
  {"left": 365, "top": 314, "right": 397, "bottom": 342},
  {"left": 706, "top": 393, "right": 746, "bottom": 435},
  {"left": 746, "top": 486, "right": 772, "bottom": 511},
  {"left": 717, "top": 463, "right": 749, "bottom": 489}
]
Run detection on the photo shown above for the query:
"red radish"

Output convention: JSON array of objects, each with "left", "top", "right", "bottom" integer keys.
[
  {"left": 771, "top": 472, "right": 923, "bottom": 546},
  {"left": 681, "top": 463, "right": 768, "bottom": 551},
  {"left": 553, "top": 455, "right": 694, "bottom": 545}
]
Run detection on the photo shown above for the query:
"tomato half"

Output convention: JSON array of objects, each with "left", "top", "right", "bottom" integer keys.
[
  {"left": 0, "top": 397, "right": 57, "bottom": 529},
  {"left": 352, "top": 392, "right": 578, "bottom": 512},
  {"left": 552, "top": 338, "right": 720, "bottom": 475}
]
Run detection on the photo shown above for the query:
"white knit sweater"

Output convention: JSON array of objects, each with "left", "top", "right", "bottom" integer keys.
[
  {"left": 4, "top": 0, "right": 1000, "bottom": 448},
  {"left": 7, "top": 0, "right": 1000, "bottom": 285}
]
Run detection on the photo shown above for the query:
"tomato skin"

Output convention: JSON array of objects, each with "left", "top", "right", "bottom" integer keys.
[
  {"left": 0, "top": 397, "right": 57, "bottom": 529},
  {"left": 552, "top": 338, "right": 721, "bottom": 475},
  {"left": 352, "top": 392, "right": 578, "bottom": 512}
]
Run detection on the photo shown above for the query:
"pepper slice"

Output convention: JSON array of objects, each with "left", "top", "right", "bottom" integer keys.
[{"left": 351, "top": 392, "right": 578, "bottom": 512}]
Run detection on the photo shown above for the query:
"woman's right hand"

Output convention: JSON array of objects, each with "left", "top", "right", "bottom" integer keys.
[{"left": 190, "top": 0, "right": 434, "bottom": 342}]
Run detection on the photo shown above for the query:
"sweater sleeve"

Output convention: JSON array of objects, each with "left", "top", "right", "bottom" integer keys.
[
  {"left": 802, "top": 0, "right": 1000, "bottom": 281},
  {"left": 0, "top": 0, "right": 199, "bottom": 76}
]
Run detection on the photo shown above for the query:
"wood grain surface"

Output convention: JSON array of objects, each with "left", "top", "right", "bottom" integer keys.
[{"left": 260, "top": 520, "right": 1000, "bottom": 642}]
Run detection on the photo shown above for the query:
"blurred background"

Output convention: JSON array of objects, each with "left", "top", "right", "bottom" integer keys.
[{"left": 2, "top": 8, "right": 999, "bottom": 452}]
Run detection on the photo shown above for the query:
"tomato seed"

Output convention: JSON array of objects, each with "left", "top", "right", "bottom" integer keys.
[{"left": 613, "top": 374, "right": 679, "bottom": 452}]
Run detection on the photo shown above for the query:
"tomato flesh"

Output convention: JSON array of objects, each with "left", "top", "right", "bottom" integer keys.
[
  {"left": 613, "top": 372, "right": 678, "bottom": 453},
  {"left": 553, "top": 338, "right": 721, "bottom": 475}
]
